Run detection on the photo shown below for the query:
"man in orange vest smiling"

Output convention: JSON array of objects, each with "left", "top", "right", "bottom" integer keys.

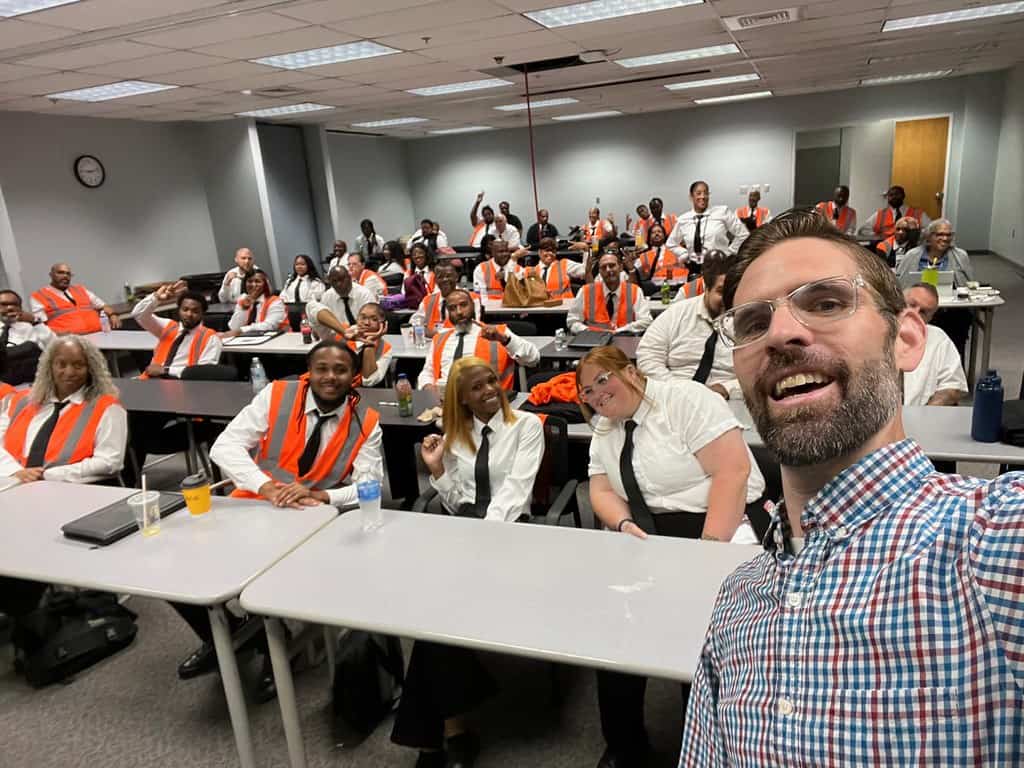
[
  {"left": 132, "top": 280, "right": 222, "bottom": 379},
  {"left": 567, "top": 250, "right": 652, "bottom": 335},
  {"left": 31, "top": 263, "right": 120, "bottom": 335},
  {"left": 521, "top": 237, "right": 586, "bottom": 298}
]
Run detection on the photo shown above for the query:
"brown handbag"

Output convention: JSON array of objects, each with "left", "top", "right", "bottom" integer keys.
[{"left": 502, "top": 272, "right": 554, "bottom": 307}]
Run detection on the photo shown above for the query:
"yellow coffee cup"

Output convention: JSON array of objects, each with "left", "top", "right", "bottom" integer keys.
[{"left": 181, "top": 472, "right": 212, "bottom": 516}]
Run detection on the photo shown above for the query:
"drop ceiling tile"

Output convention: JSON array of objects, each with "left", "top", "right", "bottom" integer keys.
[
  {"left": 0, "top": 62, "right": 56, "bottom": 83},
  {"left": 326, "top": 0, "right": 509, "bottom": 37},
  {"left": 298, "top": 51, "right": 432, "bottom": 78},
  {"left": 276, "top": 0, "right": 441, "bottom": 24},
  {"left": 0, "top": 19, "right": 76, "bottom": 50},
  {"left": 553, "top": 12, "right": 722, "bottom": 43},
  {"left": 105, "top": 85, "right": 221, "bottom": 106},
  {"left": 22, "top": 0, "right": 228, "bottom": 31},
  {"left": 340, "top": 61, "right": 471, "bottom": 86},
  {"left": 131, "top": 12, "right": 308, "bottom": 49},
  {"left": 18, "top": 40, "right": 173, "bottom": 69},
  {"left": 0, "top": 95, "right": 64, "bottom": 111},
  {"left": 377, "top": 13, "right": 542, "bottom": 50},
  {"left": 201, "top": 69, "right": 321, "bottom": 91},
  {"left": 82, "top": 50, "right": 228, "bottom": 78},
  {"left": 157, "top": 60, "right": 281, "bottom": 86},
  {"left": 194, "top": 24, "right": 357, "bottom": 59},
  {"left": 422, "top": 33, "right": 569, "bottom": 68},
  {"left": 287, "top": 77, "right": 361, "bottom": 91},
  {"left": 0, "top": 70, "right": 116, "bottom": 96}
]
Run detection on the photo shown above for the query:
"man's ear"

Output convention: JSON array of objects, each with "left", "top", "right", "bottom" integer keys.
[{"left": 894, "top": 308, "right": 927, "bottom": 372}]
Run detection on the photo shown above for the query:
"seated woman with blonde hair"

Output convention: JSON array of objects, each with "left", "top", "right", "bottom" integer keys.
[
  {"left": 576, "top": 344, "right": 764, "bottom": 768},
  {"left": 391, "top": 355, "right": 544, "bottom": 767}
]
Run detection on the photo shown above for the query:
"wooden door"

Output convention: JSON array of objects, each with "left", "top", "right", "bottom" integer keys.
[{"left": 892, "top": 117, "right": 949, "bottom": 220}]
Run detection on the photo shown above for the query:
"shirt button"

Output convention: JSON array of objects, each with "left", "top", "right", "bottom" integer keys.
[
  {"left": 777, "top": 698, "right": 795, "bottom": 716},
  {"left": 786, "top": 592, "right": 803, "bottom": 608},
  {"left": 835, "top": 525, "right": 849, "bottom": 538}
]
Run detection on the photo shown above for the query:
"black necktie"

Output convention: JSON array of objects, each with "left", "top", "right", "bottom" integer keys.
[
  {"left": 693, "top": 215, "right": 704, "bottom": 254},
  {"left": 452, "top": 331, "right": 467, "bottom": 361},
  {"left": 605, "top": 290, "right": 615, "bottom": 320},
  {"left": 693, "top": 327, "right": 718, "bottom": 384},
  {"left": 620, "top": 420, "right": 655, "bottom": 533},
  {"left": 163, "top": 329, "right": 188, "bottom": 372},
  {"left": 246, "top": 302, "right": 258, "bottom": 326},
  {"left": 833, "top": 205, "right": 841, "bottom": 221},
  {"left": 26, "top": 400, "right": 70, "bottom": 468},
  {"left": 341, "top": 296, "right": 355, "bottom": 325},
  {"left": 64, "top": 290, "right": 77, "bottom": 305},
  {"left": 440, "top": 300, "right": 447, "bottom": 321},
  {"left": 649, "top": 247, "right": 663, "bottom": 276},
  {"left": 473, "top": 425, "right": 492, "bottom": 517},
  {"left": 541, "top": 265, "right": 549, "bottom": 284},
  {"left": 297, "top": 412, "right": 336, "bottom": 477}
]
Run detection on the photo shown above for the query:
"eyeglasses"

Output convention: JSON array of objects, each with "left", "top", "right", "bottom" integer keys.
[
  {"left": 578, "top": 371, "right": 613, "bottom": 402},
  {"left": 932, "top": 230, "right": 955, "bottom": 238},
  {"left": 715, "top": 275, "right": 867, "bottom": 350}
]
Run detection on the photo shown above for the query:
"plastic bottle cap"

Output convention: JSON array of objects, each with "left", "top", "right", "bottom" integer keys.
[{"left": 181, "top": 472, "right": 208, "bottom": 489}]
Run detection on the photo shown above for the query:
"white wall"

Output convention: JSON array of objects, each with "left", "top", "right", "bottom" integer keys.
[
  {"left": 843, "top": 121, "right": 894, "bottom": 220},
  {"left": 958, "top": 71, "right": 1005, "bottom": 248},
  {"left": 0, "top": 111, "right": 219, "bottom": 301},
  {"left": 990, "top": 65, "right": 1024, "bottom": 265},
  {"left": 326, "top": 133, "right": 415, "bottom": 246},
  {"left": 403, "top": 73, "right": 1003, "bottom": 250}
]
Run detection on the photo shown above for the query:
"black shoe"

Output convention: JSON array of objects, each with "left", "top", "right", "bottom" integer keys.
[
  {"left": 596, "top": 747, "right": 645, "bottom": 768},
  {"left": 177, "top": 642, "right": 217, "bottom": 680},
  {"left": 414, "top": 750, "right": 446, "bottom": 768},
  {"left": 253, "top": 654, "right": 277, "bottom": 704},
  {"left": 445, "top": 732, "right": 479, "bottom": 768}
]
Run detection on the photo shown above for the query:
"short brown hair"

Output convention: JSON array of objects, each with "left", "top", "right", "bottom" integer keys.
[
  {"left": 701, "top": 249, "right": 738, "bottom": 288},
  {"left": 723, "top": 209, "right": 905, "bottom": 330},
  {"left": 538, "top": 237, "right": 557, "bottom": 252}
]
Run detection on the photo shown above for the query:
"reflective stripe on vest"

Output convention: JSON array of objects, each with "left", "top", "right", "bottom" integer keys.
[
  {"left": 141, "top": 322, "right": 216, "bottom": 379},
  {"left": 817, "top": 202, "right": 854, "bottom": 233},
  {"left": 469, "top": 222, "right": 491, "bottom": 247},
  {"left": 480, "top": 262, "right": 503, "bottom": 297},
  {"left": 347, "top": 339, "right": 392, "bottom": 387},
  {"left": 31, "top": 285, "right": 101, "bottom": 334},
  {"left": 3, "top": 392, "right": 118, "bottom": 467},
  {"left": 527, "top": 261, "right": 571, "bottom": 298},
  {"left": 874, "top": 206, "right": 923, "bottom": 237},
  {"left": 737, "top": 207, "right": 768, "bottom": 227},
  {"left": 582, "top": 283, "right": 636, "bottom": 331},
  {"left": 431, "top": 327, "right": 514, "bottom": 389},
  {"left": 680, "top": 276, "right": 705, "bottom": 298}
]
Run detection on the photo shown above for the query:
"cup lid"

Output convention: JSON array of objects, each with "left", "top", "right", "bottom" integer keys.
[{"left": 180, "top": 472, "right": 209, "bottom": 489}]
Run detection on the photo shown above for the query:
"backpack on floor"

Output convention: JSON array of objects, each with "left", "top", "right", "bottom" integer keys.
[
  {"left": 331, "top": 630, "right": 404, "bottom": 747},
  {"left": 13, "top": 588, "right": 138, "bottom": 688}
]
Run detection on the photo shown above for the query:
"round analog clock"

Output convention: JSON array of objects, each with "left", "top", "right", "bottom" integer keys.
[{"left": 73, "top": 154, "right": 105, "bottom": 188}]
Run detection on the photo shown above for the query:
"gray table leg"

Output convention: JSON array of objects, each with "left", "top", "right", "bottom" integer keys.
[
  {"left": 185, "top": 419, "right": 198, "bottom": 476},
  {"left": 106, "top": 350, "right": 121, "bottom": 378},
  {"left": 266, "top": 617, "right": 307, "bottom": 768},
  {"left": 209, "top": 605, "right": 256, "bottom": 768}
]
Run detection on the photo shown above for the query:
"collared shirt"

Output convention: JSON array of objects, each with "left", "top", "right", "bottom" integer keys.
[
  {"left": 5, "top": 320, "right": 54, "bottom": 350},
  {"left": 355, "top": 339, "right": 393, "bottom": 387},
  {"left": 410, "top": 289, "right": 482, "bottom": 331},
  {"left": 493, "top": 224, "right": 522, "bottom": 250},
  {"left": 667, "top": 206, "right": 749, "bottom": 261},
  {"left": 353, "top": 270, "right": 387, "bottom": 300},
  {"left": 354, "top": 234, "right": 386, "bottom": 259},
  {"left": 566, "top": 276, "right": 653, "bottom": 335},
  {"left": 306, "top": 283, "right": 375, "bottom": 338},
  {"left": 903, "top": 325, "right": 968, "bottom": 406},
  {"left": 896, "top": 245, "right": 974, "bottom": 286},
  {"left": 279, "top": 275, "right": 326, "bottom": 304},
  {"left": 228, "top": 296, "right": 286, "bottom": 333},
  {"left": 0, "top": 387, "right": 127, "bottom": 483},
  {"left": 217, "top": 267, "right": 257, "bottom": 304},
  {"left": 525, "top": 222, "right": 560, "bottom": 247},
  {"left": 430, "top": 409, "right": 543, "bottom": 522},
  {"left": 30, "top": 285, "right": 106, "bottom": 323},
  {"left": 416, "top": 324, "right": 540, "bottom": 389},
  {"left": 535, "top": 257, "right": 585, "bottom": 283},
  {"left": 636, "top": 293, "right": 740, "bottom": 399},
  {"left": 209, "top": 386, "right": 382, "bottom": 508},
  {"left": 408, "top": 230, "right": 450, "bottom": 251},
  {"left": 131, "top": 292, "right": 223, "bottom": 377},
  {"left": 472, "top": 259, "right": 522, "bottom": 296},
  {"left": 681, "top": 439, "right": 1024, "bottom": 767},
  {"left": 588, "top": 378, "right": 764, "bottom": 513},
  {"left": 858, "top": 205, "right": 932, "bottom": 238}
]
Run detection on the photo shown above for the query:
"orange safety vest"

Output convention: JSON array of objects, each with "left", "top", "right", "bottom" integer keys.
[
  {"left": 679, "top": 276, "right": 705, "bottom": 299},
  {"left": 140, "top": 322, "right": 218, "bottom": 380},
  {"left": 419, "top": 291, "right": 481, "bottom": 329},
  {"left": 237, "top": 295, "right": 290, "bottom": 331},
  {"left": 875, "top": 235, "right": 896, "bottom": 256},
  {"left": 736, "top": 206, "right": 769, "bottom": 228},
  {"left": 469, "top": 221, "right": 494, "bottom": 247},
  {"left": 583, "top": 220, "right": 611, "bottom": 243},
  {"left": 0, "top": 382, "right": 14, "bottom": 401},
  {"left": 639, "top": 213, "right": 677, "bottom": 240},
  {"left": 581, "top": 282, "right": 641, "bottom": 331},
  {"left": 525, "top": 260, "right": 573, "bottom": 299},
  {"left": 347, "top": 338, "right": 392, "bottom": 388},
  {"left": 431, "top": 326, "right": 515, "bottom": 390},
  {"left": 873, "top": 206, "right": 924, "bottom": 238},
  {"left": 478, "top": 261, "right": 518, "bottom": 298},
  {"left": 3, "top": 390, "right": 119, "bottom": 468},
  {"left": 231, "top": 376, "right": 379, "bottom": 499},
  {"left": 357, "top": 269, "right": 387, "bottom": 294},
  {"left": 815, "top": 202, "right": 855, "bottom": 233},
  {"left": 31, "top": 285, "right": 102, "bottom": 335},
  {"left": 639, "top": 246, "right": 687, "bottom": 281}
]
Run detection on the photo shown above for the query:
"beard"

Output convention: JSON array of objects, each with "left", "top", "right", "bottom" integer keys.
[{"left": 743, "top": 342, "right": 901, "bottom": 467}]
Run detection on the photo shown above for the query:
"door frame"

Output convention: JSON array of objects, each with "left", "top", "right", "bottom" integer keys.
[{"left": 892, "top": 113, "right": 954, "bottom": 220}]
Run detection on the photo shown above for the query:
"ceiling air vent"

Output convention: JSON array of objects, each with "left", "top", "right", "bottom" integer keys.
[
  {"left": 723, "top": 7, "right": 802, "bottom": 31},
  {"left": 253, "top": 86, "right": 307, "bottom": 99}
]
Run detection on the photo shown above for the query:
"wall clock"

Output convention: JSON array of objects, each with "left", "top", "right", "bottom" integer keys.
[{"left": 74, "top": 155, "right": 105, "bottom": 188}]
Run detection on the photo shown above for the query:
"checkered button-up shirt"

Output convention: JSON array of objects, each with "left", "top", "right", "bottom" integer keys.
[{"left": 680, "top": 439, "right": 1024, "bottom": 767}]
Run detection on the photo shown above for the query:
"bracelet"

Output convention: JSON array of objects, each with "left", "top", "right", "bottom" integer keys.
[{"left": 617, "top": 518, "right": 635, "bottom": 532}]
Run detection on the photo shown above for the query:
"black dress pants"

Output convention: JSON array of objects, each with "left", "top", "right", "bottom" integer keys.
[
  {"left": 169, "top": 602, "right": 266, "bottom": 652},
  {"left": 596, "top": 511, "right": 706, "bottom": 758},
  {"left": 0, "top": 577, "right": 46, "bottom": 617}
]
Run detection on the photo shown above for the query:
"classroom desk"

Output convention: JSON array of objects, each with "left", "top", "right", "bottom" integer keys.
[
  {"left": 241, "top": 510, "right": 757, "bottom": 768},
  {"left": 480, "top": 296, "right": 669, "bottom": 319},
  {"left": 0, "top": 481, "right": 336, "bottom": 768},
  {"left": 538, "top": 335, "right": 640, "bottom": 363},
  {"left": 937, "top": 293, "right": 1004, "bottom": 388}
]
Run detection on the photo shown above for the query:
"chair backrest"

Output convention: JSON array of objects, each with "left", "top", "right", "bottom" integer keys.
[
  {"left": 180, "top": 363, "right": 239, "bottom": 381},
  {"left": 503, "top": 319, "right": 538, "bottom": 337},
  {"left": 531, "top": 414, "right": 569, "bottom": 507},
  {"left": 382, "top": 271, "right": 405, "bottom": 288}
]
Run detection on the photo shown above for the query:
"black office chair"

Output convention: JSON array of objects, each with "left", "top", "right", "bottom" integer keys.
[
  {"left": 503, "top": 320, "right": 538, "bottom": 337},
  {"left": 382, "top": 272, "right": 405, "bottom": 291}
]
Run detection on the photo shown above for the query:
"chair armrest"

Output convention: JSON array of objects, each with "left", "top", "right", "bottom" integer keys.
[
  {"left": 411, "top": 487, "right": 440, "bottom": 514},
  {"left": 575, "top": 481, "right": 598, "bottom": 530},
  {"left": 544, "top": 479, "right": 578, "bottom": 526}
]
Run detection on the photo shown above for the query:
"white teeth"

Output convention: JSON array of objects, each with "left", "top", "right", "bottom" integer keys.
[{"left": 774, "top": 372, "right": 831, "bottom": 397}]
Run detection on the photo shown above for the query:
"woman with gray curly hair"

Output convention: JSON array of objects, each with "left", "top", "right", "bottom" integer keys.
[
  {"left": 896, "top": 217, "right": 974, "bottom": 287},
  {"left": 0, "top": 334, "right": 126, "bottom": 485}
]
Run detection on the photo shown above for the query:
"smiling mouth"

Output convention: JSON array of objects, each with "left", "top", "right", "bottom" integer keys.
[{"left": 771, "top": 372, "right": 834, "bottom": 401}]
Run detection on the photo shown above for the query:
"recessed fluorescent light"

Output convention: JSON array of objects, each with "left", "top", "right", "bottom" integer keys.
[
  {"left": 552, "top": 110, "right": 623, "bottom": 121},
  {"left": 0, "top": 0, "right": 79, "bottom": 17},
  {"left": 525, "top": 0, "right": 702, "bottom": 29},
  {"left": 883, "top": 2, "right": 1024, "bottom": 32},
  {"left": 665, "top": 73, "right": 759, "bottom": 91},
  {"left": 494, "top": 97, "right": 578, "bottom": 111},
  {"left": 860, "top": 70, "right": 953, "bottom": 86},
  {"left": 694, "top": 90, "right": 772, "bottom": 105},
  {"left": 47, "top": 80, "right": 178, "bottom": 102},
  {"left": 253, "top": 41, "right": 400, "bottom": 70},
  {"left": 407, "top": 78, "right": 512, "bottom": 96},
  {"left": 236, "top": 102, "right": 334, "bottom": 117},
  {"left": 429, "top": 126, "right": 494, "bottom": 135},
  {"left": 351, "top": 117, "right": 429, "bottom": 127},
  {"left": 615, "top": 43, "right": 739, "bottom": 68}
]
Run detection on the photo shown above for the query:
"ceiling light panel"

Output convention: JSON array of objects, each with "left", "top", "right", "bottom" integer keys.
[
  {"left": 253, "top": 41, "right": 400, "bottom": 70},
  {"left": 47, "top": 80, "right": 178, "bottom": 102},
  {"left": 883, "top": 2, "right": 1024, "bottom": 32},
  {"left": 236, "top": 102, "right": 334, "bottom": 117},
  {"left": 429, "top": 126, "right": 493, "bottom": 134},
  {"left": 407, "top": 78, "right": 512, "bottom": 96},
  {"left": 694, "top": 91, "right": 772, "bottom": 104},
  {"left": 525, "top": 0, "right": 703, "bottom": 29},
  {"left": 552, "top": 110, "right": 623, "bottom": 120},
  {"left": 615, "top": 43, "right": 739, "bottom": 68},
  {"left": 664, "top": 73, "right": 759, "bottom": 90},
  {"left": 860, "top": 70, "right": 953, "bottom": 86},
  {"left": 494, "top": 97, "right": 578, "bottom": 111},
  {"left": 351, "top": 117, "right": 429, "bottom": 127},
  {"left": 0, "top": 0, "right": 78, "bottom": 17}
]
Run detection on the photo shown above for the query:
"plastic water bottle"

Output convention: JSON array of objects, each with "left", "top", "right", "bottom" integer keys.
[
  {"left": 554, "top": 328, "right": 568, "bottom": 350},
  {"left": 660, "top": 282, "right": 671, "bottom": 305},
  {"left": 971, "top": 370, "right": 1004, "bottom": 443},
  {"left": 356, "top": 470, "right": 383, "bottom": 532},
  {"left": 411, "top": 317, "right": 426, "bottom": 349},
  {"left": 250, "top": 357, "right": 269, "bottom": 394},
  {"left": 395, "top": 373, "right": 414, "bottom": 417},
  {"left": 99, "top": 313, "right": 111, "bottom": 333}
]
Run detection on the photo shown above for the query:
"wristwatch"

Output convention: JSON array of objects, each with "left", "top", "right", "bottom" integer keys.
[{"left": 617, "top": 518, "right": 636, "bottom": 532}]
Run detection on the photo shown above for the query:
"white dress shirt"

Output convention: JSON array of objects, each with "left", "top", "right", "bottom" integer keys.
[
  {"left": 210, "top": 386, "right": 383, "bottom": 508},
  {"left": 131, "top": 293, "right": 223, "bottom": 377},
  {"left": 416, "top": 324, "right": 540, "bottom": 389},
  {"left": 279, "top": 275, "right": 326, "bottom": 304},
  {"left": 217, "top": 267, "right": 257, "bottom": 304},
  {"left": 379, "top": 261, "right": 408, "bottom": 277},
  {"left": 355, "top": 270, "right": 388, "bottom": 300},
  {"left": 493, "top": 224, "right": 521, "bottom": 250},
  {"left": 5, "top": 320, "right": 55, "bottom": 349},
  {"left": 903, "top": 325, "right": 968, "bottom": 406},
  {"left": 228, "top": 296, "right": 286, "bottom": 333},
  {"left": 667, "top": 206, "right": 749, "bottom": 261},
  {"left": 472, "top": 259, "right": 522, "bottom": 295},
  {"left": 354, "top": 233, "right": 387, "bottom": 259},
  {"left": 534, "top": 258, "right": 586, "bottom": 282},
  {"left": 430, "top": 409, "right": 543, "bottom": 522},
  {"left": 858, "top": 206, "right": 932, "bottom": 239},
  {"left": 306, "top": 283, "right": 375, "bottom": 339},
  {"left": 410, "top": 289, "right": 481, "bottom": 330},
  {"left": 355, "top": 339, "right": 393, "bottom": 387},
  {"left": 588, "top": 378, "right": 764, "bottom": 514},
  {"left": 636, "top": 294, "right": 740, "bottom": 399},
  {"left": 407, "top": 230, "right": 450, "bottom": 251},
  {"left": 0, "top": 387, "right": 127, "bottom": 483},
  {"left": 30, "top": 285, "right": 106, "bottom": 323},
  {"left": 566, "top": 277, "right": 653, "bottom": 335}
]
